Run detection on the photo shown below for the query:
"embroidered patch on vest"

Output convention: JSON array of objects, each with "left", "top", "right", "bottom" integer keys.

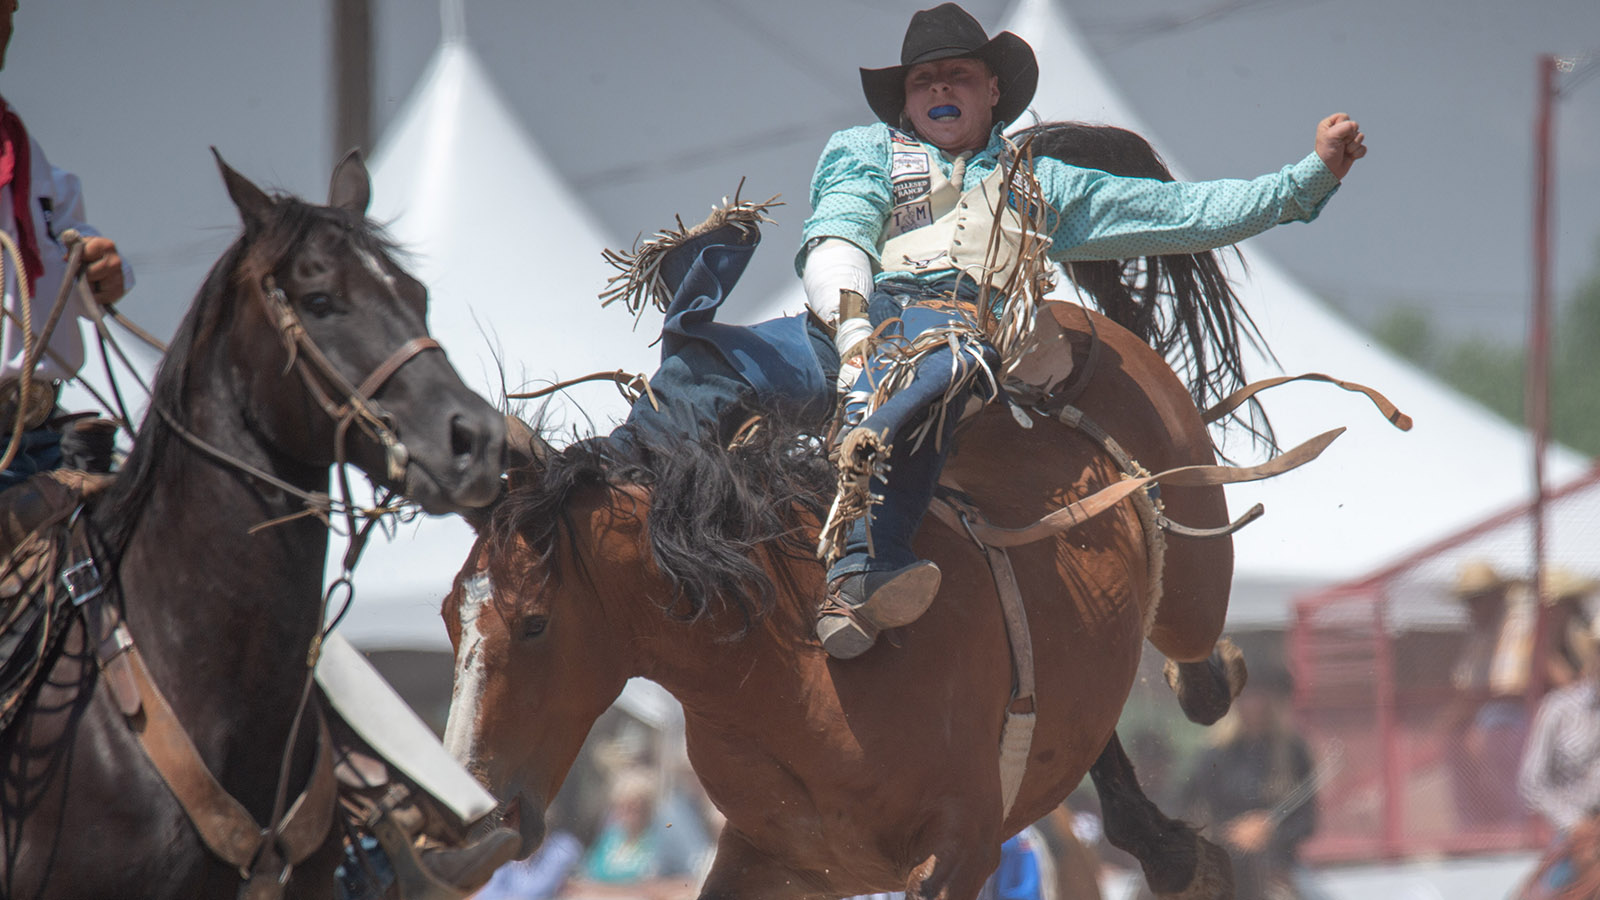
[
  {"left": 891, "top": 202, "right": 934, "bottom": 234},
  {"left": 893, "top": 177, "right": 931, "bottom": 207},
  {"left": 1005, "top": 167, "right": 1044, "bottom": 220},
  {"left": 892, "top": 151, "right": 929, "bottom": 178},
  {"left": 887, "top": 130, "right": 936, "bottom": 239}
]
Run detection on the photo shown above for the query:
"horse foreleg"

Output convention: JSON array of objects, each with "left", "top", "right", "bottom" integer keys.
[
  {"left": 1089, "top": 732, "right": 1233, "bottom": 900},
  {"left": 1161, "top": 638, "right": 1248, "bottom": 726}
]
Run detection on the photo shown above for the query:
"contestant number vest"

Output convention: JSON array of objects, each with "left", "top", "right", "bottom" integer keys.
[{"left": 878, "top": 130, "right": 1047, "bottom": 288}]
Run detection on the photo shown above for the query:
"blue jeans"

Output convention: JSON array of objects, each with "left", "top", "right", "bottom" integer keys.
[
  {"left": 828, "top": 279, "right": 998, "bottom": 580},
  {"left": 609, "top": 316, "right": 838, "bottom": 459},
  {"left": 0, "top": 427, "right": 62, "bottom": 492}
]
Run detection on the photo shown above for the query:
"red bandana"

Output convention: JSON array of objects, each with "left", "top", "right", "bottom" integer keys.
[{"left": 0, "top": 99, "right": 44, "bottom": 296}]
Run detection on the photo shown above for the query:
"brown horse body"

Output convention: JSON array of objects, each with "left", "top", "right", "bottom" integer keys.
[
  {"left": 445, "top": 302, "right": 1232, "bottom": 900},
  {"left": 1, "top": 155, "right": 505, "bottom": 898}
]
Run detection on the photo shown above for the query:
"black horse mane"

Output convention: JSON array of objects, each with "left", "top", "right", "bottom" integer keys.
[
  {"left": 1013, "top": 120, "right": 1277, "bottom": 449},
  {"left": 99, "top": 195, "right": 400, "bottom": 552},
  {"left": 489, "top": 418, "right": 832, "bottom": 638}
]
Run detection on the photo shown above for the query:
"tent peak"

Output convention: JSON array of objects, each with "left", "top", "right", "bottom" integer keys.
[{"left": 440, "top": 0, "right": 467, "bottom": 46}]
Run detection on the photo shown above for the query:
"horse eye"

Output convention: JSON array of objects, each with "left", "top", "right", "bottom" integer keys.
[
  {"left": 300, "top": 292, "right": 335, "bottom": 316},
  {"left": 519, "top": 615, "right": 549, "bottom": 640}
]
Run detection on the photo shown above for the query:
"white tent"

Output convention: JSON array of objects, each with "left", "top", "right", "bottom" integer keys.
[
  {"left": 1009, "top": 0, "right": 1588, "bottom": 624},
  {"left": 331, "top": 14, "right": 660, "bottom": 647}
]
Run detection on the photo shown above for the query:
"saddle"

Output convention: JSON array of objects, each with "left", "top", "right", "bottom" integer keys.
[{"left": 0, "top": 468, "right": 113, "bottom": 734}]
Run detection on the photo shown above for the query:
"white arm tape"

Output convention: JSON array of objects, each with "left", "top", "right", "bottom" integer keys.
[
  {"left": 834, "top": 316, "right": 874, "bottom": 358},
  {"left": 801, "top": 238, "right": 873, "bottom": 324}
]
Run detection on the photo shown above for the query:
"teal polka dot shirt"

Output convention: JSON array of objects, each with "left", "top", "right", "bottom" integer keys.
[{"left": 797, "top": 122, "right": 1340, "bottom": 280}]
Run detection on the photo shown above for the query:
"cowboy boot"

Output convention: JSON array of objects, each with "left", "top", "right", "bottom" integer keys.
[
  {"left": 816, "top": 560, "right": 942, "bottom": 659},
  {"left": 418, "top": 828, "right": 523, "bottom": 892}
]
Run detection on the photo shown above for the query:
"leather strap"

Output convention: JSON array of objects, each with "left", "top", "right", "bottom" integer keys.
[
  {"left": 1200, "top": 371, "right": 1413, "bottom": 431},
  {"left": 943, "top": 426, "right": 1344, "bottom": 549},
  {"left": 79, "top": 571, "right": 337, "bottom": 888},
  {"left": 505, "top": 368, "right": 659, "bottom": 411},
  {"left": 124, "top": 642, "right": 337, "bottom": 872},
  {"left": 354, "top": 337, "right": 441, "bottom": 401},
  {"left": 928, "top": 497, "right": 1035, "bottom": 818}
]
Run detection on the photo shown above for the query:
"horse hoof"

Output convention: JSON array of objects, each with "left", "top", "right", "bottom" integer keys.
[
  {"left": 1163, "top": 640, "right": 1247, "bottom": 726},
  {"left": 1155, "top": 833, "right": 1234, "bottom": 900}
]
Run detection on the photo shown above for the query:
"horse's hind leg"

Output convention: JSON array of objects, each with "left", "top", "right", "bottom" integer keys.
[
  {"left": 904, "top": 847, "right": 1001, "bottom": 900},
  {"left": 1090, "top": 732, "right": 1233, "bottom": 900},
  {"left": 1161, "top": 638, "right": 1248, "bottom": 726},
  {"left": 1145, "top": 486, "right": 1247, "bottom": 725}
]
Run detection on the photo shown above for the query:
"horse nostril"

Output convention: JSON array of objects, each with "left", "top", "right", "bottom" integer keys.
[{"left": 450, "top": 414, "right": 478, "bottom": 463}]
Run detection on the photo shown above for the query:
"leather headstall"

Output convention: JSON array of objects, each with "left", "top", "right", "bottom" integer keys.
[{"left": 258, "top": 275, "right": 441, "bottom": 484}]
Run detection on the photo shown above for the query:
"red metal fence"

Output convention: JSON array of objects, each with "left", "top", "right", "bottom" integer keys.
[{"left": 1289, "top": 464, "right": 1600, "bottom": 863}]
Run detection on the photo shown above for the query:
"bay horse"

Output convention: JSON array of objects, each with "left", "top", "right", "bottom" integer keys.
[
  {"left": 439, "top": 122, "right": 1280, "bottom": 900},
  {"left": 441, "top": 302, "right": 1239, "bottom": 900},
  {"left": 0, "top": 152, "right": 505, "bottom": 898}
]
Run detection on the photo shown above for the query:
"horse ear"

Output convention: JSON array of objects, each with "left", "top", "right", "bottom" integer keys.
[
  {"left": 505, "top": 414, "right": 548, "bottom": 473},
  {"left": 328, "top": 148, "right": 372, "bottom": 216},
  {"left": 461, "top": 415, "right": 546, "bottom": 533},
  {"left": 212, "top": 148, "right": 274, "bottom": 234}
]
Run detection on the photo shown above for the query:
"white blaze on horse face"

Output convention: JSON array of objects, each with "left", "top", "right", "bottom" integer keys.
[
  {"left": 443, "top": 570, "right": 494, "bottom": 763},
  {"left": 353, "top": 245, "right": 399, "bottom": 298}
]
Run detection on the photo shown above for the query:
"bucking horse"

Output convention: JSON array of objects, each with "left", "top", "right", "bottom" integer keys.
[{"left": 437, "top": 122, "right": 1404, "bottom": 900}]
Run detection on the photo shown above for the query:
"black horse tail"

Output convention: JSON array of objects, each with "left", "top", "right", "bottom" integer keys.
[{"left": 1014, "top": 120, "right": 1277, "bottom": 452}]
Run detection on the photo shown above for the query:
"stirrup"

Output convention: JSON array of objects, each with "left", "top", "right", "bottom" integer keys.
[{"left": 364, "top": 803, "right": 464, "bottom": 900}]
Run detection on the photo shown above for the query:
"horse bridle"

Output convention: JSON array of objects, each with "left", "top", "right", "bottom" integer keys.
[
  {"left": 116, "top": 270, "right": 449, "bottom": 896},
  {"left": 154, "top": 273, "right": 442, "bottom": 530},
  {"left": 258, "top": 273, "right": 441, "bottom": 487}
]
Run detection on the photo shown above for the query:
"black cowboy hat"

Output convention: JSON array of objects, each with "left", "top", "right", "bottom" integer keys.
[{"left": 860, "top": 3, "right": 1039, "bottom": 129}]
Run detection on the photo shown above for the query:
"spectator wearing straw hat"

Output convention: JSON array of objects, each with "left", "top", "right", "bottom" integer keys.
[
  {"left": 1543, "top": 567, "right": 1599, "bottom": 691},
  {"left": 1444, "top": 560, "right": 1531, "bottom": 827},
  {"left": 1517, "top": 616, "right": 1600, "bottom": 897}
]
